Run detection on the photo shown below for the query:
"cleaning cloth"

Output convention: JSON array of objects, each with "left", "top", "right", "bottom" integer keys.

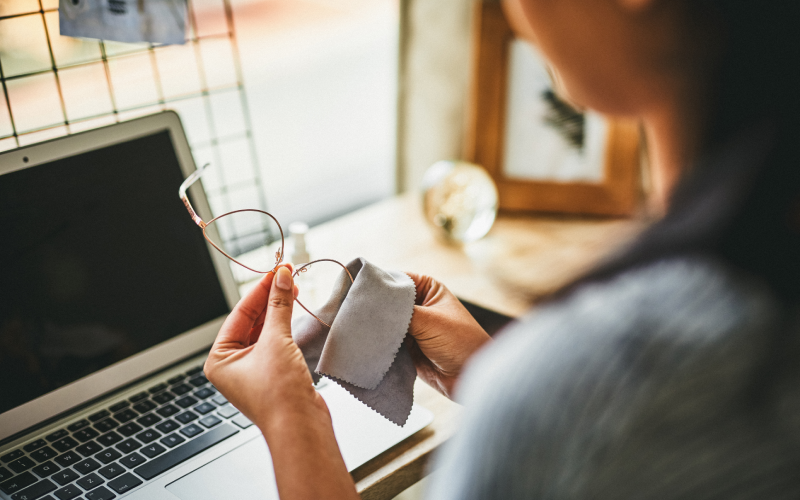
[{"left": 292, "top": 258, "right": 417, "bottom": 426}]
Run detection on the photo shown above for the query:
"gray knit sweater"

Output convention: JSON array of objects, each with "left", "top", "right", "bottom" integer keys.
[{"left": 426, "top": 257, "right": 800, "bottom": 499}]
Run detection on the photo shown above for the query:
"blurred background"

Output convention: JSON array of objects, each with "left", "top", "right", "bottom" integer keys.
[
  {"left": 0, "top": 0, "right": 474, "bottom": 273},
  {"left": 0, "top": 0, "right": 399, "bottom": 256}
]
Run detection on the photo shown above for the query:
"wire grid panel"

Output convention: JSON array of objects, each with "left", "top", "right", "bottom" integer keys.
[{"left": 0, "top": 0, "right": 272, "bottom": 258}]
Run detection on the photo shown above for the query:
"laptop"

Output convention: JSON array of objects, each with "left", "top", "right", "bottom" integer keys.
[{"left": 0, "top": 111, "right": 433, "bottom": 500}]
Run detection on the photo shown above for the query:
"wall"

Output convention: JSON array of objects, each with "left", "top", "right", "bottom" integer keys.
[{"left": 396, "top": 0, "right": 475, "bottom": 193}]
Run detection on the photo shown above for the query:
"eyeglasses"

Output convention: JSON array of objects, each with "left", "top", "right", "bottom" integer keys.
[{"left": 179, "top": 163, "right": 353, "bottom": 327}]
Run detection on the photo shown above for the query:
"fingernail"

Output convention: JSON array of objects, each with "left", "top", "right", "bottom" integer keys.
[{"left": 276, "top": 266, "right": 292, "bottom": 290}]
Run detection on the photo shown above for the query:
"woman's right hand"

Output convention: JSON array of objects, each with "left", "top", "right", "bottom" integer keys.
[{"left": 405, "top": 273, "right": 492, "bottom": 399}]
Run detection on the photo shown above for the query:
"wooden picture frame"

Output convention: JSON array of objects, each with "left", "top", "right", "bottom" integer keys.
[{"left": 464, "top": 1, "right": 642, "bottom": 216}]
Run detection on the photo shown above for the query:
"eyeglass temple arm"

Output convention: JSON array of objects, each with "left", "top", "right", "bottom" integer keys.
[{"left": 179, "top": 163, "right": 210, "bottom": 228}]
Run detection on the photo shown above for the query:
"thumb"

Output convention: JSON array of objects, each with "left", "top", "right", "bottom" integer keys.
[{"left": 262, "top": 264, "right": 295, "bottom": 339}]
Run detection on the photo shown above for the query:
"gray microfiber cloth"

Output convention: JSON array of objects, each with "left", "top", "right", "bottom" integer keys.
[{"left": 292, "top": 258, "right": 418, "bottom": 426}]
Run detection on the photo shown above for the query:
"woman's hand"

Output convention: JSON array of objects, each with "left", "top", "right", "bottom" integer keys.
[
  {"left": 204, "top": 264, "right": 358, "bottom": 500},
  {"left": 204, "top": 264, "right": 324, "bottom": 430},
  {"left": 406, "top": 273, "right": 492, "bottom": 399}
]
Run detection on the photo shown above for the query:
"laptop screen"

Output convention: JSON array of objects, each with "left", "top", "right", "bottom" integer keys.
[{"left": 0, "top": 130, "right": 230, "bottom": 416}]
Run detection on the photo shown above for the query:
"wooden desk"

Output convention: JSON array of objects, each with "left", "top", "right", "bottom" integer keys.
[{"left": 241, "top": 193, "right": 639, "bottom": 499}]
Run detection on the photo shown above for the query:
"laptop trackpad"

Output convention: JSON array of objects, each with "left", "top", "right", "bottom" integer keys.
[{"left": 166, "top": 437, "right": 279, "bottom": 500}]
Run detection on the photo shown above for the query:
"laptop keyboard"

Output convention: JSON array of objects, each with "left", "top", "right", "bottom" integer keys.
[{"left": 0, "top": 366, "right": 252, "bottom": 500}]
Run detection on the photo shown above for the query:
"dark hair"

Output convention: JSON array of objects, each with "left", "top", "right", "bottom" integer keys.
[{"left": 565, "top": 1, "right": 800, "bottom": 301}]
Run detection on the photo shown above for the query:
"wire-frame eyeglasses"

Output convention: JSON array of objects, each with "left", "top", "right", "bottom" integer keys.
[{"left": 179, "top": 163, "right": 352, "bottom": 328}]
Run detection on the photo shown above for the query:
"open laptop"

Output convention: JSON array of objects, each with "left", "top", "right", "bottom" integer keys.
[{"left": 0, "top": 111, "right": 433, "bottom": 500}]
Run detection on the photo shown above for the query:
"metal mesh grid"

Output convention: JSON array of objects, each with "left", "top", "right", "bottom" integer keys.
[{"left": 0, "top": 0, "right": 272, "bottom": 257}]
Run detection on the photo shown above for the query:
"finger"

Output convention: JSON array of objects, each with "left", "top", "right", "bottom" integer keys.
[
  {"left": 214, "top": 271, "right": 273, "bottom": 347},
  {"left": 248, "top": 303, "right": 268, "bottom": 346},
  {"left": 260, "top": 264, "right": 295, "bottom": 342},
  {"left": 408, "top": 304, "right": 438, "bottom": 342},
  {"left": 405, "top": 272, "right": 446, "bottom": 306},
  {"left": 247, "top": 282, "right": 298, "bottom": 346}
]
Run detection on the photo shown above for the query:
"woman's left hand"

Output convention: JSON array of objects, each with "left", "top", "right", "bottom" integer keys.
[{"left": 203, "top": 264, "right": 326, "bottom": 434}]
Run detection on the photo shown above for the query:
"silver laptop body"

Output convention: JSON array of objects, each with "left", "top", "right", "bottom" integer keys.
[{"left": 0, "top": 112, "right": 432, "bottom": 500}]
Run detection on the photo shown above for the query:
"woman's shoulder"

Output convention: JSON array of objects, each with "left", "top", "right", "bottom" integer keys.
[
  {"left": 476, "top": 255, "right": 779, "bottom": 390},
  {"left": 428, "top": 256, "right": 786, "bottom": 499}
]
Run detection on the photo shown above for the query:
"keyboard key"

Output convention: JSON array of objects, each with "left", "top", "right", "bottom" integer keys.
[
  {"left": 66, "top": 420, "right": 90, "bottom": 433},
  {"left": 139, "top": 444, "right": 165, "bottom": 459},
  {"left": 199, "top": 416, "right": 221, "bottom": 429},
  {"left": 132, "top": 400, "right": 156, "bottom": 414},
  {"left": 32, "top": 461, "right": 59, "bottom": 478},
  {"left": 107, "top": 473, "right": 142, "bottom": 494},
  {"left": 171, "top": 384, "right": 192, "bottom": 396},
  {"left": 136, "top": 414, "right": 161, "bottom": 428},
  {"left": 0, "top": 466, "right": 12, "bottom": 481},
  {"left": 73, "top": 428, "right": 99, "bottom": 443},
  {"left": 188, "top": 376, "right": 208, "bottom": 387},
  {"left": 93, "top": 419, "right": 118, "bottom": 434},
  {"left": 51, "top": 438, "right": 78, "bottom": 454},
  {"left": 156, "top": 404, "right": 179, "bottom": 417},
  {"left": 193, "top": 402, "right": 215, "bottom": 415},
  {"left": 108, "top": 402, "right": 129, "bottom": 413},
  {"left": 96, "top": 432, "right": 122, "bottom": 448},
  {"left": 152, "top": 392, "right": 175, "bottom": 405},
  {"left": 185, "top": 366, "right": 203, "bottom": 376},
  {"left": 134, "top": 425, "right": 237, "bottom": 481},
  {"left": 134, "top": 430, "right": 160, "bottom": 445},
  {"left": 54, "top": 452, "right": 81, "bottom": 468},
  {"left": 45, "top": 430, "right": 69, "bottom": 443},
  {"left": 94, "top": 449, "right": 121, "bottom": 466},
  {"left": 232, "top": 415, "right": 253, "bottom": 429},
  {"left": 75, "top": 441, "right": 103, "bottom": 458},
  {"left": 30, "top": 447, "right": 57, "bottom": 464},
  {"left": 97, "top": 464, "right": 124, "bottom": 480},
  {"left": 76, "top": 472, "right": 103, "bottom": 491},
  {"left": 9, "top": 457, "right": 36, "bottom": 473},
  {"left": 2, "top": 450, "right": 24, "bottom": 463},
  {"left": 23, "top": 440, "right": 47, "bottom": 453},
  {"left": 0, "top": 471, "right": 37, "bottom": 494},
  {"left": 88, "top": 411, "right": 110, "bottom": 423},
  {"left": 211, "top": 394, "right": 228, "bottom": 406},
  {"left": 148, "top": 383, "right": 167, "bottom": 394},
  {"left": 53, "top": 483, "right": 82, "bottom": 500},
  {"left": 115, "top": 440, "right": 140, "bottom": 455},
  {"left": 112, "top": 410, "right": 137, "bottom": 424},
  {"left": 176, "top": 396, "right": 198, "bottom": 409},
  {"left": 10, "top": 478, "right": 56, "bottom": 500},
  {"left": 159, "top": 434, "right": 184, "bottom": 449},
  {"left": 167, "top": 374, "right": 185, "bottom": 385},
  {"left": 117, "top": 423, "right": 142, "bottom": 437},
  {"left": 73, "top": 458, "right": 100, "bottom": 475},
  {"left": 85, "top": 485, "right": 116, "bottom": 500},
  {"left": 118, "top": 453, "right": 145, "bottom": 469},
  {"left": 129, "top": 392, "right": 149, "bottom": 403},
  {"left": 175, "top": 412, "right": 198, "bottom": 424},
  {"left": 155, "top": 420, "right": 179, "bottom": 434},
  {"left": 217, "top": 405, "right": 239, "bottom": 419},
  {"left": 179, "top": 424, "right": 203, "bottom": 438},
  {"left": 50, "top": 469, "right": 78, "bottom": 486},
  {"left": 194, "top": 387, "right": 216, "bottom": 400}
]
